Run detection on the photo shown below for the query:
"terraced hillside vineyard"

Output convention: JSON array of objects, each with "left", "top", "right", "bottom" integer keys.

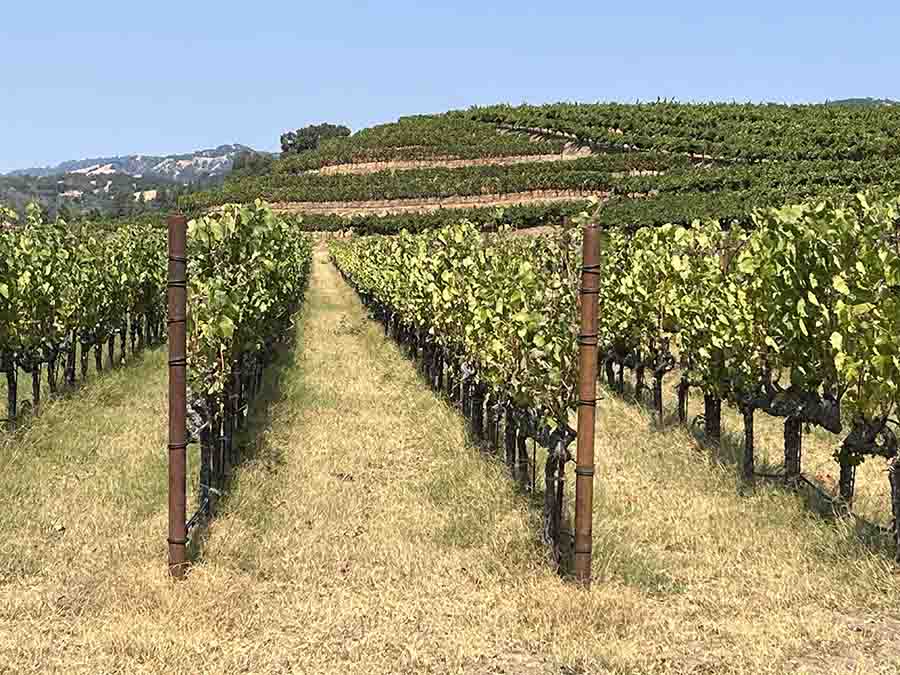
[
  {"left": 181, "top": 152, "right": 689, "bottom": 210},
  {"left": 468, "top": 102, "right": 900, "bottom": 161},
  {"left": 274, "top": 114, "right": 570, "bottom": 172},
  {"left": 179, "top": 103, "right": 900, "bottom": 239}
]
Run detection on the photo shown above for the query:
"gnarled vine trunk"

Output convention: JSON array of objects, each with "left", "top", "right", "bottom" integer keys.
[
  {"left": 517, "top": 428, "right": 529, "bottom": 489},
  {"left": 784, "top": 417, "right": 803, "bottom": 481},
  {"left": 653, "top": 374, "right": 664, "bottom": 424},
  {"left": 542, "top": 439, "right": 566, "bottom": 567},
  {"left": 200, "top": 397, "right": 214, "bottom": 516},
  {"left": 66, "top": 336, "right": 77, "bottom": 386},
  {"left": 485, "top": 393, "right": 496, "bottom": 452},
  {"left": 677, "top": 379, "right": 689, "bottom": 424},
  {"left": 80, "top": 345, "right": 90, "bottom": 380},
  {"left": 31, "top": 366, "right": 41, "bottom": 413},
  {"left": 445, "top": 358, "right": 456, "bottom": 403},
  {"left": 838, "top": 449, "right": 856, "bottom": 507},
  {"left": 210, "top": 399, "right": 223, "bottom": 515},
  {"left": 704, "top": 394, "right": 721, "bottom": 444},
  {"left": 604, "top": 358, "right": 616, "bottom": 390},
  {"left": 3, "top": 352, "right": 16, "bottom": 428},
  {"left": 890, "top": 458, "right": 900, "bottom": 563},
  {"left": 504, "top": 407, "right": 517, "bottom": 473},
  {"left": 434, "top": 349, "right": 444, "bottom": 392},
  {"left": 47, "top": 352, "right": 59, "bottom": 394},
  {"left": 471, "top": 384, "right": 484, "bottom": 441},
  {"left": 741, "top": 406, "right": 754, "bottom": 481},
  {"left": 108, "top": 335, "right": 116, "bottom": 369},
  {"left": 635, "top": 363, "right": 645, "bottom": 403},
  {"left": 94, "top": 340, "right": 103, "bottom": 373}
]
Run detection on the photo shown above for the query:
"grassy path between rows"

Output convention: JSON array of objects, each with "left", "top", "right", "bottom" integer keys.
[{"left": 2, "top": 248, "right": 900, "bottom": 674}]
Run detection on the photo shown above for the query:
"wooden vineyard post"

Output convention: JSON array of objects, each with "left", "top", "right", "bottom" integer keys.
[
  {"left": 574, "top": 219, "right": 600, "bottom": 587},
  {"left": 167, "top": 214, "right": 188, "bottom": 578}
]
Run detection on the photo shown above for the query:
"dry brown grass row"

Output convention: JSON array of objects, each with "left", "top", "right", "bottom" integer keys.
[{"left": 1, "top": 251, "right": 899, "bottom": 674}]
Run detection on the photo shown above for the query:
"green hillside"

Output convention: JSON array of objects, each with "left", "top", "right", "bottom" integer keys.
[{"left": 180, "top": 102, "right": 900, "bottom": 234}]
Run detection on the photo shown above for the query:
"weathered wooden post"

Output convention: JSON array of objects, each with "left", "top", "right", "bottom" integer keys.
[
  {"left": 167, "top": 214, "right": 188, "bottom": 578},
  {"left": 574, "top": 219, "right": 600, "bottom": 587}
]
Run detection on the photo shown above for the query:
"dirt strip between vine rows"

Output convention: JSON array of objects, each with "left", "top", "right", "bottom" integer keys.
[
  {"left": 271, "top": 189, "right": 609, "bottom": 217},
  {"left": 306, "top": 150, "right": 592, "bottom": 176},
  {"left": 2, "top": 247, "right": 900, "bottom": 674}
]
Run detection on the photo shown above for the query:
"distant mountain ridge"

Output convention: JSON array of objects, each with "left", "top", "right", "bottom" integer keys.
[
  {"left": 7, "top": 144, "right": 260, "bottom": 184},
  {"left": 825, "top": 97, "right": 900, "bottom": 107}
]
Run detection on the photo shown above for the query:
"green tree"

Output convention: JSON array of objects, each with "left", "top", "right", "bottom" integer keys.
[{"left": 280, "top": 123, "right": 351, "bottom": 154}]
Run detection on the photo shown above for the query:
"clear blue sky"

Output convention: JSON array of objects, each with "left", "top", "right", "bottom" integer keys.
[{"left": 2, "top": 1, "right": 898, "bottom": 172}]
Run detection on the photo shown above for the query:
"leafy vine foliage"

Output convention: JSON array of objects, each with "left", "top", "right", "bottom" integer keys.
[
  {"left": 186, "top": 200, "right": 313, "bottom": 397},
  {"left": 330, "top": 221, "right": 581, "bottom": 428},
  {"left": 330, "top": 221, "right": 582, "bottom": 559},
  {"left": 182, "top": 201, "right": 313, "bottom": 523},
  {"left": 1, "top": 204, "right": 166, "bottom": 424},
  {"left": 598, "top": 192, "right": 900, "bottom": 556},
  {"left": 331, "top": 192, "right": 900, "bottom": 558}
]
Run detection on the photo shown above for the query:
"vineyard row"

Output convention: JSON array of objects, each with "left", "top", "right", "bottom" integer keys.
[
  {"left": 0, "top": 204, "right": 167, "bottom": 425},
  {"left": 167, "top": 202, "right": 313, "bottom": 573},
  {"left": 183, "top": 152, "right": 900, "bottom": 215},
  {"left": 329, "top": 193, "right": 900, "bottom": 559},
  {"left": 468, "top": 102, "right": 900, "bottom": 162}
]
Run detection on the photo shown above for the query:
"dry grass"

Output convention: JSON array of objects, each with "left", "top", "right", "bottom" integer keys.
[
  {"left": 2, "top": 251, "right": 900, "bottom": 674},
  {"left": 0, "top": 342, "right": 105, "bottom": 425},
  {"left": 635, "top": 373, "right": 894, "bottom": 529}
]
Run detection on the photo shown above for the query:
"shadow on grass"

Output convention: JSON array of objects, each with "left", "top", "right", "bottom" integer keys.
[
  {"left": 609, "top": 376, "right": 898, "bottom": 562},
  {"left": 187, "top": 321, "right": 301, "bottom": 565},
  {"left": 1, "top": 341, "right": 163, "bottom": 436},
  {"left": 409, "top": 350, "right": 580, "bottom": 576}
]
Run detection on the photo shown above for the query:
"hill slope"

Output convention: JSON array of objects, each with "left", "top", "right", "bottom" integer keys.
[
  {"left": 826, "top": 97, "right": 900, "bottom": 107},
  {"left": 179, "top": 102, "right": 900, "bottom": 236}
]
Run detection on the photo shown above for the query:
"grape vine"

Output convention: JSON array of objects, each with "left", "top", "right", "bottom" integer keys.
[
  {"left": 332, "top": 192, "right": 900, "bottom": 559},
  {"left": 1, "top": 204, "right": 166, "bottom": 425}
]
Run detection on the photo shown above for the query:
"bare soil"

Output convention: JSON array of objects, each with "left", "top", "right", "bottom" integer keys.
[
  {"left": 272, "top": 189, "right": 611, "bottom": 217},
  {"left": 307, "top": 147, "right": 591, "bottom": 176}
]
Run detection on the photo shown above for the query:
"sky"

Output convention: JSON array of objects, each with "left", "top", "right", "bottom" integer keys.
[{"left": 2, "top": 1, "right": 900, "bottom": 172}]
